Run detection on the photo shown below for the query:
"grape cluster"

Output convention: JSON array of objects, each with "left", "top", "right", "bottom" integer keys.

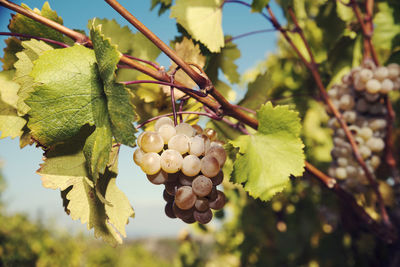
[
  {"left": 133, "top": 117, "right": 227, "bottom": 224},
  {"left": 327, "top": 62, "right": 400, "bottom": 190}
]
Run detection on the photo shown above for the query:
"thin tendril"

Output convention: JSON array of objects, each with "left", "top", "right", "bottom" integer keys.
[{"left": 0, "top": 32, "right": 70, "bottom": 48}]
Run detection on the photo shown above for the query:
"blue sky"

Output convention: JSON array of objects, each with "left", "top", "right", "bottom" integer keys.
[{"left": 0, "top": 0, "right": 282, "bottom": 238}]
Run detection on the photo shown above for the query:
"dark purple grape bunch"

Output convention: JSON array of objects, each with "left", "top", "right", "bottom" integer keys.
[
  {"left": 326, "top": 62, "right": 400, "bottom": 191},
  {"left": 133, "top": 117, "right": 227, "bottom": 224}
]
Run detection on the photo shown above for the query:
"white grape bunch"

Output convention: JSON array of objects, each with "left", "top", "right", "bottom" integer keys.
[
  {"left": 326, "top": 62, "right": 400, "bottom": 191},
  {"left": 133, "top": 117, "right": 227, "bottom": 224}
]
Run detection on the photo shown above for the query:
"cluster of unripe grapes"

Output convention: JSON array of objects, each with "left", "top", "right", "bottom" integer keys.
[
  {"left": 133, "top": 117, "right": 227, "bottom": 224},
  {"left": 327, "top": 62, "right": 400, "bottom": 190}
]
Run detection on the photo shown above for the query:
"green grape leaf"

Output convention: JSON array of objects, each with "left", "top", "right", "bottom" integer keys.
[
  {"left": 251, "top": 0, "right": 270, "bottom": 12},
  {"left": 8, "top": 2, "right": 70, "bottom": 44},
  {"left": 39, "top": 136, "right": 134, "bottom": 246},
  {"left": 230, "top": 102, "right": 305, "bottom": 201},
  {"left": 14, "top": 39, "right": 54, "bottom": 115},
  {"left": 238, "top": 71, "right": 271, "bottom": 110},
  {"left": 373, "top": 1, "right": 400, "bottom": 61},
  {"left": 90, "top": 24, "right": 138, "bottom": 147},
  {"left": 170, "top": 0, "right": 224, "bottom": 53},
  {"left": 207, "top": 41, "right": 241, "bottom": 84},
  {"left": 151, "top": 0, "right": 172, "bottom": 15},
  {"left": 89, "top": 18, "right": 160, "bottom": 61},
  {"left": 26, "top": 45, "right": 103, "bottom": 146},
  {"left": 0, "top": 70, "right": 26, "bottom": 139},
  {"left": 1, "top": 37, "right": 23, "bottom": 71}
]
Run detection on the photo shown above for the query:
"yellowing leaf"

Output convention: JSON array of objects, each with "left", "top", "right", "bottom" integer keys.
[
  {"left": 171, "top": 0, "right": 224, "bottom": 52},
  {"left": 0, "top": 70, "right": 26, "bottom": 139}
]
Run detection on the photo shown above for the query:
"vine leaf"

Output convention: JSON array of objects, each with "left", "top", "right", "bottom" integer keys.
[
  {"left": 90, "top": 24, "right": 138, "bottom": 147},
  {"left": 238, "top": 71, "right": 271, "bottom": 110},
  {"left": 1, "top": 37, "right": 22, "bottom": 71},
  {"left": 39, "top": 137, "right": 134, "bottom": 246},
  {"left": 170, "top": 0, "right": 225, "bottom": 53},
  {"left": 207, "top": 40, "right": 241, "bottom": 84},
  {"left": 89, "top": 18, "right": 160, "bottom": 61},
  {"left": 8, "top": 1, "right": 69, "bottom": 44},
  {"left": 26, "top": 45, "right": 104, "bottom": 146},
  {"left": 230, "top": 102, "right": 305, "bottom": 201},
  {"left": 251, "top": 0, "right": 270, "bottom": 12},
  {"left": 14, "top": 39, "right": 54, "bottom": 116},
  {"left": 0, "top": 70, "right": 26, "bottom": 139}
]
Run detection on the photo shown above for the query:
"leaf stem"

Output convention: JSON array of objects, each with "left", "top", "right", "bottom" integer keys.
[
  {"left": 0, "top": 32, "right": 70, "bottom": 47},
  {"left": 267, "top": 5, "right": 393, "bottom": 230},
  {"left": 225, "top": 29, "right": 277, "bottom": 43},
  {"left": 123, "top": 54, "right": 160, "bottom": 70}
]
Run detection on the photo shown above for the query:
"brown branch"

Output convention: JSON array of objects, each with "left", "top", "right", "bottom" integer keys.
[
  {"left": 305, "top": 161, "right": 397, "bottom": 244},
  {"left": 0, "top": 0, "right": 259, "bottom": 130},
  {"left": 104, "top": 0, "right": 207, "bottom": 88},
  {"left": 266, "top": 5, "right": 393, "bottom": 228},
  {"left": 349, "top": 0, "right": 379, "bottom": 65}
]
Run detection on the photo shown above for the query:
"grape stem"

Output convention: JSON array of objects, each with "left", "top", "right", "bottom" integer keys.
[
  {"left": 135, "top": 111, "right": 221, "bottom": 129},
  {"left": 0, "top": 32, "right": 70, "bottom": 48},
  {"left": 123, "top": 54, "right": 161, "bottom": 70},
  {"left": 121, "top": 80, "right": 207, "bottom": 97},
  {"left": 225, "top": 29, "right": 277, "bottom": 43},
  {"left": 267, "top": 5, "right": 394, "bottom": 231}
]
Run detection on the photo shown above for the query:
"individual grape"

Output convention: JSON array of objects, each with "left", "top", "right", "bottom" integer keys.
[
  {"left": 339, "top": 94, "right": 354, "bottom": 110},
  {"left": 178, "top": 173, "right": 194, "bottom": 186},
  {"left": 175, "top": 122, "right": 195, "bottom": 137},
  {"left": 195, "top": 197, "right": 209, "bottom": 212},
  {"left": 200, "top": 155, "right": 220, "bottom": 178},
  {"left": 172, "top": 203, "right": 194, "bottom": 220},
  {"left": 168, "top": 134, "right": 190, "bottom": 154},
  {"left": 175, "top": 186, "right": 197, "bottom": 210},
  {"left": 182, "top": 215, "right": 196, "bottom": 224},
  {"left": 359, "top": 68, "right": 373, "bottom": 82},
  {"left": 206, "top": 146, "right": 227, "bottom": 167},
  {"left": 155, "top": 117, "right": 174, "bottom": 132},
  {"left": 348, "top": 125, "right": 360, "bottom": 135},
  {"left": 381, "top": 79, "right": 394, "bottom": 94},
  {"left": 374, "top": 66, "right": 389, "bottom": 81},
  {"left": 147, "top": 170, "right": 168, "bottom": 185},
  {"left": 188, "top": 136, "right": 205, "bottom": 157},
  {"left": 165, "top": 182, "right": 178, "bottom": 196},
  {"left": 369, "top": 119, "right": 387, "bottom": 130},
  {"left": 365, "top": 79, "right": 381, "bottom": 94},
  {"left": 335, "top": 167, "right": 347, "bottom": 180},
  {"left": 359, "top": 145, "right": 372, "bottom": 159},
  {"left": 370, "top": 155, "right": 381, "bottom": 169},
  {"left": 366, "top": 137, "right": 385, "bottom": 152},
  {"left": 388, "top": 63, "right": 400, "bottom": 79},
  {"left": 354, "top": 136, "right": 365, "bottom": 146},
  {"left": 209, "top": 190, "right": 226, "bottom": 210},
  {"left": 203, "top": 128, "right": 217, "bottom": 141},
  {"left": 133, "top": 148, "right": 145, "bottom": 166},
  {"left": 165, "top": 202, "right": 177, "bottom": 219},
  {"left": 364, "top": 92, "right": 380, "bottom": 102},
  {"left": 358, "top": 127, "right": 373, "bottom": 141},
  {"left": 194, "top": 209, "right": 213, "bottom": 224},
  {"left": 353, "top": 77, "right": 366, "bottom": 91},
  {"left": 140, "top": 132, "right": 164, "bottom": 153},
  {"left": 181, "top": 155, "right": 201, "bottom": 177},
  {"left": 210, "top": 141, "right": 225, "bottom": 148},
  {"left": 199, "top": 134, "right": 211, "bottom": 155},
  {"left": 212, "top": 171, "right": 224, "bottom": 186},
  {"left": 346, "top": 166, "right": 357, "bottom": 177},
  {"left": 337, "top": 157, "right": 348, "bottom": 167},
  {"left": 160, "top": 149, "right": 183, "bottom": 173},
  {"left": 158, "top": 124, "right": 177, "bottom": 144},
  {"left": 192, "top": 124, "right": 203, "bottom": 135},
  {"left": 343, "top": 111, "right": 357, "bottom": 124},
  {"left": 141, "top": 152, "right": 161, "bottom": 175},
  {"left": 163, "top": 189, "right": 174, "bottom": 202},
  {"left": 192, "top": 175, "right": 213, "bottom": 197},
  {"left": 137, "top": 132, "right": 145, "bottom": 147},
  {"left": 207, "top": 186, "right": 218, "bottom": 201}
]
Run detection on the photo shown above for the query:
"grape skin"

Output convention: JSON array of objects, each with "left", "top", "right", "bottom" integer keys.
[
  {"left": 201, "top": 155, "right": 220, "bottom": 178},
  {"left": 175, "top": 186, "right": 197, "bottom": 210},
  {"left": 168, "top": 134, "right": 190, "bottom": 154},
  {"left": 206, "top": 146, "right": 227, "bottom": 167},
  {"left": 141, "top": 152, "right": 161, "bottom": 175},
  {"left": 140, "top": 132, "right": 164, "bottom": 153},
  {"left": 189, "top": 136, "right": 205, "bottom": 157},
  {"left": 175, "top": 122, "right": 195, "bottom": 137},
  {"left": 133, "top": 148, "right": 145, "bottom": 166},
  {"left": 194, "top": 209, "right": 213, "bottom": 224},
  {"left": 158, "top": 124, "right": 177, "bottom": 144},
  {"left": 160, "top": 149, "right": 183, "bottom": 173},
  {"left": 155, "top": 117, "right": 174, "bottom": 132},
  {"left": 192, "top": 175, "right": 213, "bottom": 197},
  {"left": 181, "top": 155, "right": 201, "bottom": 177},
  {"left": 147, "top": 170, "right": 168, "bottom": 185}
]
